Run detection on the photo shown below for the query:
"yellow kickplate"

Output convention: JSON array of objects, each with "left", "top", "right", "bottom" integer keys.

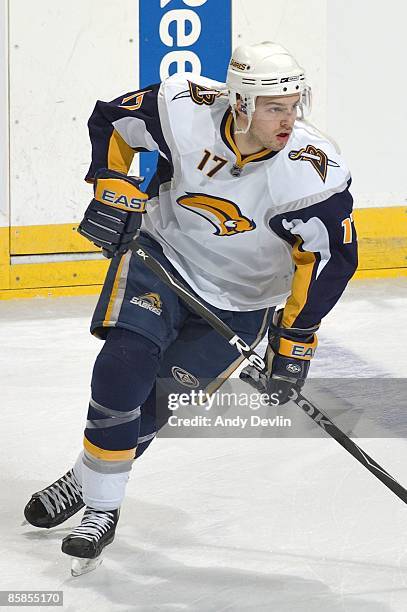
[
  {"left": 0, "top": 284, "right": 103, "bottom": 300},
  {"left": 0, "top": 227, "right": 10, "bottom": 289},
  {"left": 9, "top": 260, "right": 109, "bottom": 289},
  {"left": 1, "top": 207, "right": 407, "bottom": 299},
  {"left": 353, "top": 206, "right": 407, "bottom": 269},
  {"left": 353, "top": 267, "right": 407, "bottom": 280},
  {"left": 10, "top": 223, "right": 100, "bottom": 255}
]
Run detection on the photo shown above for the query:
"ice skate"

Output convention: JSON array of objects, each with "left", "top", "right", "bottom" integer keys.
[
  {"left": 24, "top": 469, "right": 84, "bottom": 528},
  {"left": 61, "top": 506, "right": 120, "bottom": 576}
]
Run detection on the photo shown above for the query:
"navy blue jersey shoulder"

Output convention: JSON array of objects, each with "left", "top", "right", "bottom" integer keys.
[
  {"left": 85, "top": 83, "right": 172, "bottom": 181},
  {"left": 269, "top": 183, "right": 358, "bottom": 329}
]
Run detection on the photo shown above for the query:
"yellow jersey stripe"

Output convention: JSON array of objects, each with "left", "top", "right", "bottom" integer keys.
[
  {"left": 282, "top": 238, "right": 317, "bottom": 328},
  {"left": 103, "top": 256, "right": 126, "bottom": 327},
  {"left": 107, "top": 129, "right": 135, "bottom": 174}
]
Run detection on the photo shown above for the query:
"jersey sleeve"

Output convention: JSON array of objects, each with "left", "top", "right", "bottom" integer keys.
[
  {"left": 85, "top": 83, "right": 172, "bottom": 181},
  {"left": 268, "top": 184, "right": 358, "bottom": 330}
]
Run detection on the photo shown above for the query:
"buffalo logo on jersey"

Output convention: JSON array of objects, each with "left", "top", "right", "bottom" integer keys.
[
  {"left": 172, "top": 81, "right": 222, "bottom": 106},
  {"left": 177, "top": 193, "right": 256, "bottom": 237},
  {"left": 119, "top": 90, "right": 151, "bottom": 111},
  {"left": 130, "top": 292, "right": 162, "bottom": 316},
  {"left": 288, "top": 145, "right": 340, "bottom": 182}
]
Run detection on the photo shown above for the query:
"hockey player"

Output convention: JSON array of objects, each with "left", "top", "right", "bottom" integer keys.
[{"left": 24, "top": 42, "right": 357, "bottom": 574}]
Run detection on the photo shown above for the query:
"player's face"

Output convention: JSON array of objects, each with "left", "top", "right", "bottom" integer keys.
[{"left": 239, "top": 94, "right": 301, "bottom": 151}]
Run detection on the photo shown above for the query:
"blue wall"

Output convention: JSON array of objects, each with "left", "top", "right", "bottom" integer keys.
[{"left": 138, "top": 0, "right": 232, "bottom": 186}]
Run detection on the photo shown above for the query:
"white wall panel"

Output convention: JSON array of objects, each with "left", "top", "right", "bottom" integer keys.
[
  {"left": 9, "top": 0, "right": 139, "bottom": 227},
  {"left": 233, "top": 0, "right": 407, "bottom": 208},
  {"left": 327, "top": 0, "right": 407, "bottom": 207},
  {"left": 232, "top": 0, "right": 328, "bottom": 131},
  {"left": 0, "top": 0, "right": 8, "bottom": 230}
]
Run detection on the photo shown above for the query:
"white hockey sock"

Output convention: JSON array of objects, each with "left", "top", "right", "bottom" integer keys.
[
  {"left": 72, "top": 450, "right": 84, "bottom": 486},
  {"left": 81, "top": 461, "right": 131, "bottom": 511}
]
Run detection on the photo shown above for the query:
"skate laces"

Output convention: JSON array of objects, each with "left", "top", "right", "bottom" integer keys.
[
  {"left": 37, "top": 470, "right": 82, "bottom": 518},
  {"left": 68, "top": 508, "right": 116, "bottom": 543}
]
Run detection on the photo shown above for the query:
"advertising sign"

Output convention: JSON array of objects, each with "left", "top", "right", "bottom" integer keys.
[{"left": 139, "top": 0, "right": 231, "bottom": 185}]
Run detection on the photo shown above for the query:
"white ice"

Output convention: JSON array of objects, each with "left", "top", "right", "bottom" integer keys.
[{"left": 1, "top": 278, "right": 407, "bottom": 611}]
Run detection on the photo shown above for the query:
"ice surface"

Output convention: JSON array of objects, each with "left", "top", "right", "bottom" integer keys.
[{"left": 1, "top": 278, "right": 407, "bottom": 611}]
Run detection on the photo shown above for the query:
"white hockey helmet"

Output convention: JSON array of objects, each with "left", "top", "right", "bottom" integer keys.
[{"left": 226, "top": 41, "right": 312, "bottom": 132}]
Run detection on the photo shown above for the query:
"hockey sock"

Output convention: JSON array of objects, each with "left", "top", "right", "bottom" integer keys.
[{"left": 80, "top": 328, "right": 160, "bottom": 509}]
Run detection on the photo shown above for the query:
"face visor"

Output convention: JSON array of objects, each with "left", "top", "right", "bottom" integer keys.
[{"left": 232, "top": 86, "right": 312, "bottom": 134}]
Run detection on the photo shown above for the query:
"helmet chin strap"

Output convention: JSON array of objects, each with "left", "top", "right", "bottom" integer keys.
[
  {"left": 231, "top": 106, "right": 252, "bottom": 134},
  {"left": 231, "top": 95, "right": 256, "bottom": 134}
]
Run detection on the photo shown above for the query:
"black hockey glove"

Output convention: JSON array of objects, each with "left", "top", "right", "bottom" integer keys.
[
  {"left": 240, "top": 310, "right": 318, "bottom": 406},
  {"left": 78, "top": 168, "right": 148, "bottom": 258}
]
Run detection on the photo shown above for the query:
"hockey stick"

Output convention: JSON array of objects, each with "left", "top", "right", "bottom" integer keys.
[{"left": 129, "top": 237, "right": 407, "bottom": 505}]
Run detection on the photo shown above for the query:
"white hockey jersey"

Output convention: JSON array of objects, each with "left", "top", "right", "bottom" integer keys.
[{"left": 86, "top": 73, "right": 357, "bottom": 329}]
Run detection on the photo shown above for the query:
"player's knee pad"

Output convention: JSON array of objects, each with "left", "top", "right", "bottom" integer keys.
[
  {"left": 91, "top": 327, "right": 160, "bottom": 411},
  {"left": 85, "top": 328, "right": 160, "bottom": 452}
]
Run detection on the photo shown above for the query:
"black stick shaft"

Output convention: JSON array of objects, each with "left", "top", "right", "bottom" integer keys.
[
  {"left": 129, "top": 238, "right": 407, "bottom": 505},
  {"left": 292, "top": 390, "right": 407, "bottom": 503}
]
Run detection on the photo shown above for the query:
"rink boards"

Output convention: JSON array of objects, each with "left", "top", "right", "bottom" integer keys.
[{"left": 1, "top": 206, "right": 405, "bottom": 301}]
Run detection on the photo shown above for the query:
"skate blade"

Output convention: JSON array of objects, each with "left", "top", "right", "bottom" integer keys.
[{"left": 71, "top": 555, "right": 103, "bottom": 577}]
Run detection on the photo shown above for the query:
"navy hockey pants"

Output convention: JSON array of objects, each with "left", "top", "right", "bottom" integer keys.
[{"left": 85, "top": 232, "right": 272, "bottom": 461}]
